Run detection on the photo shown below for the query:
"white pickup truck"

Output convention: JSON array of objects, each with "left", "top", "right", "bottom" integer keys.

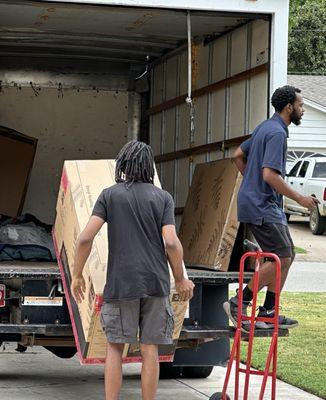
[{"left": 284, "top": 157, "right": 326, "bottom": 234}]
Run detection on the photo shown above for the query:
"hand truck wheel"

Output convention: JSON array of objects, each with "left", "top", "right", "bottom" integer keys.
[{"left": 209, "top": 393, "right": 230, "bottom": 400}]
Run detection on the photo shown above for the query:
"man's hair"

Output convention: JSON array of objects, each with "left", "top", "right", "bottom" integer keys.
[
  {"left": 271, "top": 85, "right": 301, "bottom": 112},
  {"left": 115, "top": 140, "right": 154, "bottom": 184}
]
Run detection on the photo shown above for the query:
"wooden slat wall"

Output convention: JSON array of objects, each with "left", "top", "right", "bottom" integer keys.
[{"left": 149, "top": 19, "right": 270, "bottom": 227}]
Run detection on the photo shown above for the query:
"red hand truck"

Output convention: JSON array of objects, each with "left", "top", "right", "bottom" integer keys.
[{"left": 210, "top": 240, "right": 282, "bottom": 400}]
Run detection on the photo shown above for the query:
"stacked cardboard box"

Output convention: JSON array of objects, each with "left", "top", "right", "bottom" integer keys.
[
  {"left": 0, "top": 126, "right": 37, "bottom": 217},
  {"left": 179, "top": 159, "right": 242, "bottom": 271},
  {"left": 53, "top": 160, "right": 188, "bottom": 364}
]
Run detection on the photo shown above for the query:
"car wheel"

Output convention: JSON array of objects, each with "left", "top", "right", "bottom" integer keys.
[{"left": 309, "top": 206, "right": 326, "bottom": 235}]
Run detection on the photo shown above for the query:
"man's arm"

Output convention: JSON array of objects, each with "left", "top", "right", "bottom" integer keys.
[
  {"left": 71, "top": 215, "right": 105, "bottom": 303},
  {"left": 232, "top": 146, "right": 247, "bottom": 175},
  {"left": 162, "top": 225, "right": 194, "bottom": 302},
  {"left": 263, "top": 168, "right": 319, "bottom": 209}
]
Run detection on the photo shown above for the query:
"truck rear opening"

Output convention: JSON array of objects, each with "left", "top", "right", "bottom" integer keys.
[{"left": 0, "top": 0, "right": 289, "bottom": 376}]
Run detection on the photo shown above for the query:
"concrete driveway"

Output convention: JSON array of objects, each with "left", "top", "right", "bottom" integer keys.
[
  {"left": 0, "top": 344, "right": 322, "bottom": 400},
  {"left": 288, "top": 215, "right": 325, "bottom": 262}
]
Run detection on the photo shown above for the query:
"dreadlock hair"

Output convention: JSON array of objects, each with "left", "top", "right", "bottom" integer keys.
[
  {"left": 115, "top": 140, "right": 155, "bottom": 185},
  {"left": 271, "top": 85, "right": 301, "bottom": 112}
]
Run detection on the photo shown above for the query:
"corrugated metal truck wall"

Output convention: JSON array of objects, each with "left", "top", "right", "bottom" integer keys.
[{"left": 149, "top": 19, "right": 270, "bottom": 228}]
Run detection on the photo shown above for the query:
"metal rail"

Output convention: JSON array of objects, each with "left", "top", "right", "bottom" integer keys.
[{"left": 180, "top": 325, "right": 289, "bottom": 340}]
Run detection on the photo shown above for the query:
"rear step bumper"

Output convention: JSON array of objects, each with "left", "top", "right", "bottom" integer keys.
[
  {"left": 0, "top": 262, "right": 60, "bottom": 278},
  {"left": 0, "top": 323, "right": 73, "bottom": 336},
  {"left": 0, "top": 324, "right": 288, "bottom": 341},
  {"left": 0, "top": 262, "right": 253, "bottom": 282}
]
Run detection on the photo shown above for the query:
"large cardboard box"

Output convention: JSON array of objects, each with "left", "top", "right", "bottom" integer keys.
[
  {"left": 53, "top": 160, "right": 188, "bottom": 364},
  {"left": 179, "top": 159, "right": 242, "bottom": 271},
  {"left": 0, "top": 126, "right": 37, "bottom": 217}
]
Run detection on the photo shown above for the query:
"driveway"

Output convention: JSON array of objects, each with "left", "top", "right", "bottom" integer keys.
[
  {"left": 0, "top": 345, "right": 322, "bottom": 400},
  {"left": 288, "top": 215, "right": 325, "bottom": 262}
]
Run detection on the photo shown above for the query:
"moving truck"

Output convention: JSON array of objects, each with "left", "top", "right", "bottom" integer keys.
[{"left": 0, "top": 0, "right": 289, "bottom": 378}]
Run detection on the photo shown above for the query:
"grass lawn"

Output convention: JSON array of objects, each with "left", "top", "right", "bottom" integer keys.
[
  {"left": 234, "top": 292, "right": 326, "bottom": 398},
  {"left": 294, "top": 246, "right": 307, "bottom": 254}
]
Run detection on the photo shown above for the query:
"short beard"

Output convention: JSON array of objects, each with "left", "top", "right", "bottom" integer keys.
[{"left": 290, "top": 110, "right": 302, "bottom": 126}]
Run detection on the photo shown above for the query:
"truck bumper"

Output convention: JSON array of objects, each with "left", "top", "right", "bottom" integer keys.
[{"left": 0, "top": 323, "right": 73, "bottom": 336}]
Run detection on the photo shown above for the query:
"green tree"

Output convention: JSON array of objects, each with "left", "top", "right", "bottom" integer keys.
[{"left": 288, "top": 1, "right": 326, "bottom": 74}]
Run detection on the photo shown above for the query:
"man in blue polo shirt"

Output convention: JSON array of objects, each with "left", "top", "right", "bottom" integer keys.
[{"left": 224, "top": 85, "right": 319, "bottom": 330}]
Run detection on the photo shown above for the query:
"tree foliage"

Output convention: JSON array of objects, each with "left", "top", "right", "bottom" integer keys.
[{"left": 288, "top": 0, "right": 326, "bottom": 74}]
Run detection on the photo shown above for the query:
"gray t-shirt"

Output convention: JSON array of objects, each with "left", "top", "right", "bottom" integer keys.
[{"left": 92, "top": 182, "right": 175, "bottom": 301}]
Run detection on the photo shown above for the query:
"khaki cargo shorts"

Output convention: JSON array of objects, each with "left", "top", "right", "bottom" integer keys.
[{"left": 100, "top": 296, "right": 174, "bottom": 345}]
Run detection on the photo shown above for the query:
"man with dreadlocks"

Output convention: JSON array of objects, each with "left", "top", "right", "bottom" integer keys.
[{"left": 71, "top": 140, "right": 194, "bottom": 400}]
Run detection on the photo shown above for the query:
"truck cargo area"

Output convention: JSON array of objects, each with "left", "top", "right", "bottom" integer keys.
[
  {"left": 0, "top": 1, "right": 271, "bottom": 224},
  {"left": 0, "top": 0, "right": 278, "bottom": 373}
]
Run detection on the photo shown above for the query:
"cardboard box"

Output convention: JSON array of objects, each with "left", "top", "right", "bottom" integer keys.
[
  {"left": 178, "top": 159, "right": 242, "bottom": 271},
  {"left": 0, "top": 126, "right": 37, "bottom": 217},
  {"left": 53, "top": 160, "right": 188, "bottom": 364}
]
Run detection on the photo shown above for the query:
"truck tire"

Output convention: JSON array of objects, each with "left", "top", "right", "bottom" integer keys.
[
  {"left": 182, "top": 366, "right": 214, "bottom": 379},
  {"left": 159, "top": 363, "right": 183, "bottom": 379},
  {"left": 309, "top": 206, "right": 326, "bottom": 235},
  {"left": 44, "top": 346, "right": 77, "bottom": 359}
]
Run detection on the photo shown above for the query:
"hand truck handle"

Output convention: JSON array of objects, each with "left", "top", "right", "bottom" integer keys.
[{"left": 243, "top": 239, "right": 260, "bottom": 252}]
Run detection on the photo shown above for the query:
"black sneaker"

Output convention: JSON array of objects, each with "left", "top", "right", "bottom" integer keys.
[
  {"left": 255, "top": 306, "right": 298, "bottom": 329},
  {"left": 223, "top": 295, "right": 251, "bottom": 331}
]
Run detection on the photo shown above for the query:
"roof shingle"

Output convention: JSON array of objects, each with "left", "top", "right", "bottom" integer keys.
[{"left": 288, "top": 75, "right": 326, "bottom": 108}]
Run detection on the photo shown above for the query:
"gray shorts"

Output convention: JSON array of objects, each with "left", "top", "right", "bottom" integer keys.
[
  {"left": 100, "top": 296, "right": 174, "bottom": 345},
  {"left": 248, "top": 222, "right": 295, "bottom": 259}
]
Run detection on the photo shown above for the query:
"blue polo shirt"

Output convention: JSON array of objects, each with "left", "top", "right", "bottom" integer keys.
[{"left": 237, "top": 113, "right": 288, "bottom": 225}]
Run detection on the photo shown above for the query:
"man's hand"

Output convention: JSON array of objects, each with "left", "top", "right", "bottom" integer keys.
[
  {"left": 263, "top": 168, "right": 321, "bottom": 211},
  {"left": 71, "top": 215, "right": 104, "bottom": 304},
  {"left": 175, "top": 278, "right": 195, "bottom": 302},
  {"left": 297, "top": 195, "right": 320, "bottom": 210},
  {"left": 71, "top": 275, "right": 86, "bottom": 304}
]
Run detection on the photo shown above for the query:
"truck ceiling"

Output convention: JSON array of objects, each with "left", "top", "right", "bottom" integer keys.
[{"left": 0, "top": 1, "right": 267, "bottom": 73}]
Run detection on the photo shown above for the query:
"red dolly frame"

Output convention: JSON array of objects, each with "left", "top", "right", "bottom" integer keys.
[{"left": 213, "top": 241, "right": 281, "bottom": 400}]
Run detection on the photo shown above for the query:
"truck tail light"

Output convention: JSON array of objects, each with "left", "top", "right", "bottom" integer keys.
[
  {"left": 0, "top": 284, "right": 6, "bottom": 307},
  {"left": 324, "top": 188, "right": 326, "bottom": 201}
]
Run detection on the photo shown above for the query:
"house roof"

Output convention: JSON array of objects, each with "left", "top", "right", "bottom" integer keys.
[{"left": 288, "top": 75, "right": 326, "bottom": 109}]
